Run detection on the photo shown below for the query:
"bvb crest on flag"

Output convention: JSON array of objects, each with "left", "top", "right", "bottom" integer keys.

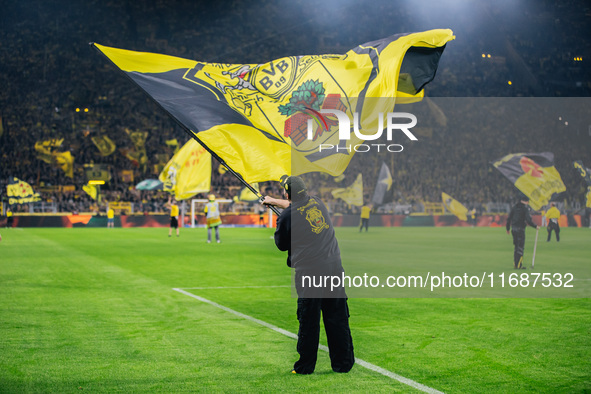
[{"left": 93, "top": 29, "right": 454, "bottom": 184}]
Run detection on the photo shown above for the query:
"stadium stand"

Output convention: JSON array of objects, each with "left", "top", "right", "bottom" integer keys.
[{"left": 1, "top": 0, "right": 589, "bottom": 216}]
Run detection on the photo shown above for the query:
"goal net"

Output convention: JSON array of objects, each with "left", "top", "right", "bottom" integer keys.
[
  {"left": 190, "top": 198, "right": 275, "bottom": 228},
  {"left": 190, "top": 199, "right": 232, "bottom": 228}
]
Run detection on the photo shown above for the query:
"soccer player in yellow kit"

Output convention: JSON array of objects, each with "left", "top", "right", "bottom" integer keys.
[
  {"left": 204, "top": 194, "right": 221, "bottom": 243},
  {"left": 359, "top": 204, "right": 371, "bottom": 232},
  {"left": 545, "top": 202, "right": 561, "bottom": 242},
  {"left": 168, "top": 199, "right": 180, "bottom": 237},
  {"left": 107, "top": 207, "right": 114, "bottom": 228}
]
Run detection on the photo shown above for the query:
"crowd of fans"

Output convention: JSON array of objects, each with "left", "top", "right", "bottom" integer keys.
[{"left": 1, "top": 0, "right": 589, "bottom": 215}]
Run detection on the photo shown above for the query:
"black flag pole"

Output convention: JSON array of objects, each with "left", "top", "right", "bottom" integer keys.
[
  {"left": 180, "top": 130, "right": 282, "bottom": 216},
  {"left": 90, "top": 43, "right": 281, "bottom": 216}
]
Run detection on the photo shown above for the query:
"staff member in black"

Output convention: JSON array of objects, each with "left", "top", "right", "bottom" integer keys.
[
  {"left": 262, "top": 176, "right": 354, "bottom": 375},
  {"left": 506, "top": 195, "right": 539, "bottom": 269}
]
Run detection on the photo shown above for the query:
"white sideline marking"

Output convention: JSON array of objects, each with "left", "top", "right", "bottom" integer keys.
[{"left": 173, "top": 287, "right": 444, "bottom": 394}]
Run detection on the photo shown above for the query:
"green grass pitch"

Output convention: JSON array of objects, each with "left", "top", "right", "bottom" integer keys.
[{"left": 0, "top": 226, "right": 589, "bottom": 392}]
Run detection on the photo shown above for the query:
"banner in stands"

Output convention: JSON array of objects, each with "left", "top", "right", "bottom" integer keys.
[{"left": 3, "top": 214, "right": 583, "bottom": 228}]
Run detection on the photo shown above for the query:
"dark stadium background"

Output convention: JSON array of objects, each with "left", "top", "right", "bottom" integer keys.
[{"left": 1, "top": 0, "right": 589, "bottom": 219}]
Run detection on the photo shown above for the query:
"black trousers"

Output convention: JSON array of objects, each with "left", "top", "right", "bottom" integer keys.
[
  {"left": 359, "top": 218, "right": 369, "bottom": 232},
  {"left": 547, "top": 221, "right": 560, "bottom": 242},
  {"left": 294, "top": 297, "right": 355, "bottom": 374},
  {"left": 511, "top": 229, "right": 526, "bottom": 268}
]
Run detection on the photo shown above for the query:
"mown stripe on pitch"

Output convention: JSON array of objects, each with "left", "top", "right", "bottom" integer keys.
[{"left": 173, "top": 287, "right": 444, "bottom": 394}]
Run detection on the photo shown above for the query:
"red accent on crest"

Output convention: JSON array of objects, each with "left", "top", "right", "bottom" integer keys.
[
  {"left": 283, "top": 94, "right": 346, "bottom": 146},
  {"left": 323, "top": 94, "right": 342, "bottom": 110},
  {"left": 520, "top": 156, "right": 544, "bottom": 178},
  {"left": 284, "top": 113, "right": 309, "bottom": 145}
]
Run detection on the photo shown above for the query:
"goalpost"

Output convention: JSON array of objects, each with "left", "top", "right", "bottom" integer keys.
[{"left": 190, "top": 198, "right": 275, "bottom": 228}]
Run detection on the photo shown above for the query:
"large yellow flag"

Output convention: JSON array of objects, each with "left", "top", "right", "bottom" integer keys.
[
  {"left": 165, "top": 139, "right": 180, "bottom": 154},
  {"left": 441, "top": 192, "right": 468, "bottom": 221},
  {"left": 83, "top": 183, "right": 98, "bottom": 200},
  {"left": 572, "top": 161, "right": 591, "bottom": 208},
  {"left": 54, "top": 151, "right": 74, "bottom": 178},
  {"left": 159, "top": 139, "right": 211, "bottom": 200},
  {"left": 34, "top": 140, "right": 74, "bottom": 178},
  {"left": 34, "top": 142, "right": 55, "bottom": 164},
  {"left": 492, "top": 152, "right": 566, "bottom": 211},
  {"left": 91, "top": 135, "right": 116, "bottom": 156},
  {"left": 331, "top": 173, "right": 363, "bottom": 206},
  {"left": 93, "top": 29, "right": 454, "bottom": 183},
  {"left": 573, "top": 160, "right": 591, "bottom": 186},
  {"left": 35, "top": 138, "right": 64, "bottom": 149},
  {"left": 238, "top": 183, "right": 260, "bottom": 201},
  {"left": 7, "top": 177, "right": 41, "bottom": 205},
  {"left": 122, "top": 129, "right": 148, "bottom": 171},
  {"left": 34, "top": 139, "right": 63, "bottom": 164}
]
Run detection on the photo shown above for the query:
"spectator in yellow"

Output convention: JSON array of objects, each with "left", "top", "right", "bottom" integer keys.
[
  {"left": 545, "top": 202, "right": 561, "bottom": 242},
  {"left": 469, "top": 208, "right": 477, "bottom": 227},
  {"left": 359, "top": 204, "right": 371, "bottom": 232},
  {"left": 107, "top": 207, "right": 114, "bottom": 228},
  {"left": 205, "top": 194, "right": 221, "bottom": 243},
  {"left": 166, "top": 198, "right": 180, "bottom": 237},
  {"left": 6, "top": 208, "right": 14, "bottom": 228}
]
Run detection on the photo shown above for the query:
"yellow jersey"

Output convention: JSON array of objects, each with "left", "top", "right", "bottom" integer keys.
[
  {"left": 545, "top": 207, "right": 560, "bottom": 220},
  {"left": 107, "top": 209, "right": 114, "bottom": 219},
  {"left": 204, "top": 201, "right": 222, "bottom": 228},
  {"left": 170, "top": 204, "right": 179, "bottom": 217},
  {"left": 360, "top": 206, "right": 371, "bottom": 219}
]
